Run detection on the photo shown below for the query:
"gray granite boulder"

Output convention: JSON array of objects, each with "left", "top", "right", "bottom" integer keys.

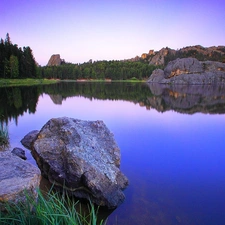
[
  {"left": 29, "top": 117, "right": 128, "bottom": 208},
  {"left": 21, "top": 130, "right": 39, "bottom": 149},
  {"left": 0, "top": 151, "right": 41, "bottom": 211},
  {"left": 147, "top": 58, "right": 225, "bottom": 84}
]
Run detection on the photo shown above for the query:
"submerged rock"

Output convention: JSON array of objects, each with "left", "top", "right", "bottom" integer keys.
[
  {"left": 28, "top": 117, "right": 128, "bottom": 209},
  {"left": 0, "top": 151, "right": 41, "bottom": 211}
]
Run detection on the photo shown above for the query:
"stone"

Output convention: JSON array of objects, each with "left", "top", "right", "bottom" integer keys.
[
  {"left": 148, "top": 45, "right": 225, "bottom": 66},
  {"left": 47, "top": 54, "right": 63, "bottom": 66},
  {"left": 11, "top": 147, "right": 27, "bottom": 160},
  {"left": 147, "top": 69, "right": 165, "bottom": 83},
  {"left": 164, "top": 58, "right": 203, "bottom": 78},
  {"left": 147, "top": 58, "right": 225, "bottom": 85},
  {"left": 0, "top": 151, "right": 41, "bottom": 211},
  {"left": 141, "top": 53, "right": 148, "bottom": 59},
  {"left": 21, "top": 130, "right": 39, "bottom": 149},
  {"left": 149, "top": 47, "right": 176, "bottom": 66},
  {"left": 30, "top": 117, "right": 128, "bottom": 209}
]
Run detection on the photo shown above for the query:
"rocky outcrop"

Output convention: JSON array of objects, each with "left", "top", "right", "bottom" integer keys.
[
  {"left": 24, "top": 117, "right": 128, "bottom": 209},
  {"left": 0, "top": 151, "right": 41, "bottom": 211},
  {"left": 148, "top": 45, "right": 225, "bottom": 66},
  {"left": 149, "top": 48, "right": 176, "bottom": 66},
  {"left": 147, "top": 58, "right": 225, "bottom": 85},
  {"left": 47, "top": 54, "right": 64, "bottom": 66}
]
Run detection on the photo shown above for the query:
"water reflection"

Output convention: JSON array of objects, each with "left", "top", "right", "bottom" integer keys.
[
  {"left": 1, "top": 82, "right": 225, "bottom": 125},
  {"left": 147, "top": 83, "right": 225, "bottom": 114},
  {"left": 2, "top": 82, "right": 225, "bottom": 225}
]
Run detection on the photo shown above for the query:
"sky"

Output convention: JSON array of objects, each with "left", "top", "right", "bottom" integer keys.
[{"left": 1, "top": 0, "right": 225, "bottom": 66}]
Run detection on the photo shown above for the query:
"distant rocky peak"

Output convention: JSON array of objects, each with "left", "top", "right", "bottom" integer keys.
[{"left": 47, "top": 54, "right": 64, "bottom": 66}]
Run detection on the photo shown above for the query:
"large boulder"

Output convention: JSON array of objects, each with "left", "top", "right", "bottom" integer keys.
[
  {"left": 147, "top": 58, "right": 225, "bottom": 84},
  {"left": 164, "top": 57, "right": 203, "bottom": 78},
  {"left": 0, "top": 151, "right": 41, "bottom": 211},
  {"left": 29, "top": 117, "right": 128, "bottom": 209}
]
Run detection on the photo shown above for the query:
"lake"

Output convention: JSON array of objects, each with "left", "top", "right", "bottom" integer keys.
[{"left": 1, "top": 82, "right": 225, "bottom": 225}]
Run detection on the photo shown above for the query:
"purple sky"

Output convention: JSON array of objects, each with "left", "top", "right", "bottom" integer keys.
[{"left": 1, "top": 0, "right": 224, "bottom": 66}]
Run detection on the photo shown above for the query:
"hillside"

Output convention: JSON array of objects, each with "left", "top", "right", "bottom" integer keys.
[{"left": 128, "top": 45, "right": 225, "bottom": 67}]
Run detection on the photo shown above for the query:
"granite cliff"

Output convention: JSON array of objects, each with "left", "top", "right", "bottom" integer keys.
[
  {"left": 127, "top": 45, "right": 225, "bottom": 66},
  {"left": 147, "top": 58, "right": 225, "bottom": 85},
  {"left": 149, "top": 45, "right": 225, "bottom": 66}
]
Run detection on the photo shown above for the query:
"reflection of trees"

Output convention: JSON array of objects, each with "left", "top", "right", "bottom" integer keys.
[
  {"left": 1, "top": 82, "right": 225, "bottom": 125},
  {"left": 43, "top": 82, "right": 225, "bottom": 114},
  {"left": 0, "top": 86, "right": 40, "bottom": 124},
  {"left": 42, "top": 82, "right": 153, "bottom": 104}
]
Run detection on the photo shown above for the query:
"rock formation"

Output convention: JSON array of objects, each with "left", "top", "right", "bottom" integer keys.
[
  {"left": 147, "top": 45, "right": 225, "bottom": 66},
  {"left": 23, "top": 117, "right": 128, "bottom": 209},
  {"left": 147, "top": 58, "right": 225, "bottom": 84},
  {"left": 149, "top": 47, "right": 176, "bottom": 66},
  {"left": 47, "top": 54, "right": 64, "bottom": 66},
  {"left": 0, "top": 151, "right": 41, "bottom": 211}
]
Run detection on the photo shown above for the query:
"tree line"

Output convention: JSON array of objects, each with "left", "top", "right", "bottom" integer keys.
[
  {"left": 0, "top": 33, "right": 159, "bottom": 80},
  {"left": 0, "top": 34, "right": 37, "bottom": 79},
  {"left": 0, "top": 82, "right": 153, "bottom": 124},
  {"left": 38, "top": 60, "right": 159, "bottom": 80}
]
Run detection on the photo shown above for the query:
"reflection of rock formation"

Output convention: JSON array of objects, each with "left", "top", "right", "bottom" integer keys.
[
  {"left": 49, "top": 94, "right": 63, "bottom": 105},
  {"left": 146, "top": 83, "right": 225, "bottom": 114}
]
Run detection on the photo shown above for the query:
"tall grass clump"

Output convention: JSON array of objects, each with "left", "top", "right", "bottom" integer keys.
[
  {"left": 0, "top": 189, "right": 106, "bottom": 225},
  {"left": 0, "top": 123, "right": 9, "bottom": 148}
]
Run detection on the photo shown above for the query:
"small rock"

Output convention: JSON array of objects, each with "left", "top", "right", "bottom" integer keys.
[
  {"left": 21, "top": 130, "right": 39, "bottom": 150},
  {"left": 11, "top": 147, "right": 27, "bottom": 160}
]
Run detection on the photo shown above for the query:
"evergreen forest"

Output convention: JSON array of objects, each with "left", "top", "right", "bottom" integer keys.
[
  {"left": 39, "top": 61, "right": 159, "bottom": 80},
  {"left": 0, "top": 34, "right": 159, "bottom": 80},
  {"left": 0, "top": 34, "right": 37, "bottom": 78}
]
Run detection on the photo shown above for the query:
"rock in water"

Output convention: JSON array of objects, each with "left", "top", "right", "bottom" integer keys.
[
  {"left": 0, "top": 151, "right": 41, "bottom": 211},
  {"left": 21, "top": 130, "right": 39, "bottom": 149},
  {"left": 31, "top": 117, "right": 128, "bottom": 208}
]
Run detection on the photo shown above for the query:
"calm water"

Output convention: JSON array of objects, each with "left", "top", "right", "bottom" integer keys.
[{"left": 1, "top": 82, "right": 225, "bottom": 225}]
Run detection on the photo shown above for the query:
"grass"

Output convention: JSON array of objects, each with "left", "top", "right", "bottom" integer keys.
[
  {"left": 0, "top": 78, "right": 145, "bottom": 87},
  {"left": 0, "top": 188, "right": 106, "bottom": 225},
  {"left": 0, "top": 79, "right": 59, "bottom": 87},
  {"left": 0, "top": 124, "right": 9, "bottom": 148}
]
